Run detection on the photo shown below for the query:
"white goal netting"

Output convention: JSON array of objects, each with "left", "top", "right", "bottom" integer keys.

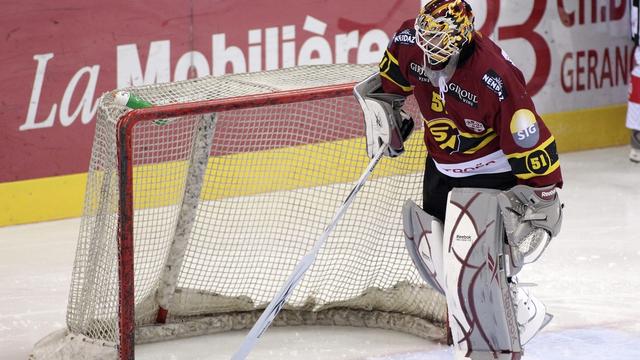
[{"left": 31, "top": 64, "right": 446, "bottom": 360}]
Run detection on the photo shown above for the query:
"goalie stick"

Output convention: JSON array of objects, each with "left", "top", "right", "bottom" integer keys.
[
  {"left": 231, "top": 144, "right": 386, "bottom": 360},
  {"left": 231, "top": 124, "right": 411, "bottom": 359}
]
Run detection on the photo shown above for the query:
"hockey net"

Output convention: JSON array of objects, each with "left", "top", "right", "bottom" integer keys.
[{"left": 31, "top": 64, "right": 447, "bottom": 360}]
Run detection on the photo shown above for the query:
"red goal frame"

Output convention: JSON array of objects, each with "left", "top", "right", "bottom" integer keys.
[{"left": 115, "top": 83, "right": 354, "bottom": 360}]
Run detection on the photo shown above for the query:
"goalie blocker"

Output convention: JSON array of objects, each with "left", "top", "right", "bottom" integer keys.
[
  {"left": 354, "top": 73, "right": 415, "bottom": 158},
  {"left": 404, "top": 187, "right": 560, "bottom": 359}
]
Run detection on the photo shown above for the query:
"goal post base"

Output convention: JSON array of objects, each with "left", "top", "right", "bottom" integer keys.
[{"left": 32, "top": 309, "right": 447, "bottom": 360}]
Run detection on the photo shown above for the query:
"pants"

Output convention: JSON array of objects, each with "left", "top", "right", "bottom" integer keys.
[{"left": 422, "top": 156, "right": 518, "bottom": 223}]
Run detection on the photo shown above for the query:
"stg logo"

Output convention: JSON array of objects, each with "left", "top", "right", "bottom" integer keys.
[{"left": 517, "top": 124, "right": 537, "bottom": 140}]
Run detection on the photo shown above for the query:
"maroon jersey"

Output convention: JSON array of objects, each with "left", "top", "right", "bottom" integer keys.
[{"left": 380, "top": 20, "right": 562, "bottom": 188}]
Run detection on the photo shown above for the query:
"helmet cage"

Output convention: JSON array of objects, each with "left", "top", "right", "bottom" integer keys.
[{"left": 414, "top": 0, "right": 473, "bottom": 66}]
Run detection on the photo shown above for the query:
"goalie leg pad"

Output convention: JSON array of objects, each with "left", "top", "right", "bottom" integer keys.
[
  {"left": 402, "top": 200, "right": 445, "bottom": 294},
  {"left": 442, "top": 188, "right": 523, "bottom": 358}
]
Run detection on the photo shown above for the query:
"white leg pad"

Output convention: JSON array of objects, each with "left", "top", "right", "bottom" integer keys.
[
  {"left": 443, "top": 188, "right": 524, "bottom": 359},
  {"left": 402, "top": 200, "right": 445, "bottom": 294}
]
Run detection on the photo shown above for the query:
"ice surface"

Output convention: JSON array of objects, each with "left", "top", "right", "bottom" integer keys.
[{"left": 1, "top": 146, "right": 638, "bottom": 360}]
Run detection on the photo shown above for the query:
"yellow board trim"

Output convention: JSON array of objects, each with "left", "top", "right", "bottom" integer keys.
[
  {"left": 543, "top": 104, "right": 628, "bottom": 153},
  {"left": 0, "top": 173, "right": 88, "bottom": 227},
  {"left": 129, "top": 134, "right": 425, "bottom": 210},
  {"left": 0, "top": 104, "right": 630, "bottom": 227}
]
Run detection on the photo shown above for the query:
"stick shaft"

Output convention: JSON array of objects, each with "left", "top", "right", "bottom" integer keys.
[{"left": 231, "top": 145, "right": 388, "bottom": 360}]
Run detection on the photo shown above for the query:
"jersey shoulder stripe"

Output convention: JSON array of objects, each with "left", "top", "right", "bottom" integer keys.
[{"left": 379, "top": 49, "right": 412, "bottom": 92}]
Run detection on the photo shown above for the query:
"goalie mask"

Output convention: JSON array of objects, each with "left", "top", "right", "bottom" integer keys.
[{"left": 414, "top": 0, "right": 475, "bottom": 66}]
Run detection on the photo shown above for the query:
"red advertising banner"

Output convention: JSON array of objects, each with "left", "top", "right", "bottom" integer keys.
[
  {"left": 1, "top": 0, "right": 421, "bottom": 183},
  {"left": 0, "top": 0, "right": 632, "bottom": 184}
]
